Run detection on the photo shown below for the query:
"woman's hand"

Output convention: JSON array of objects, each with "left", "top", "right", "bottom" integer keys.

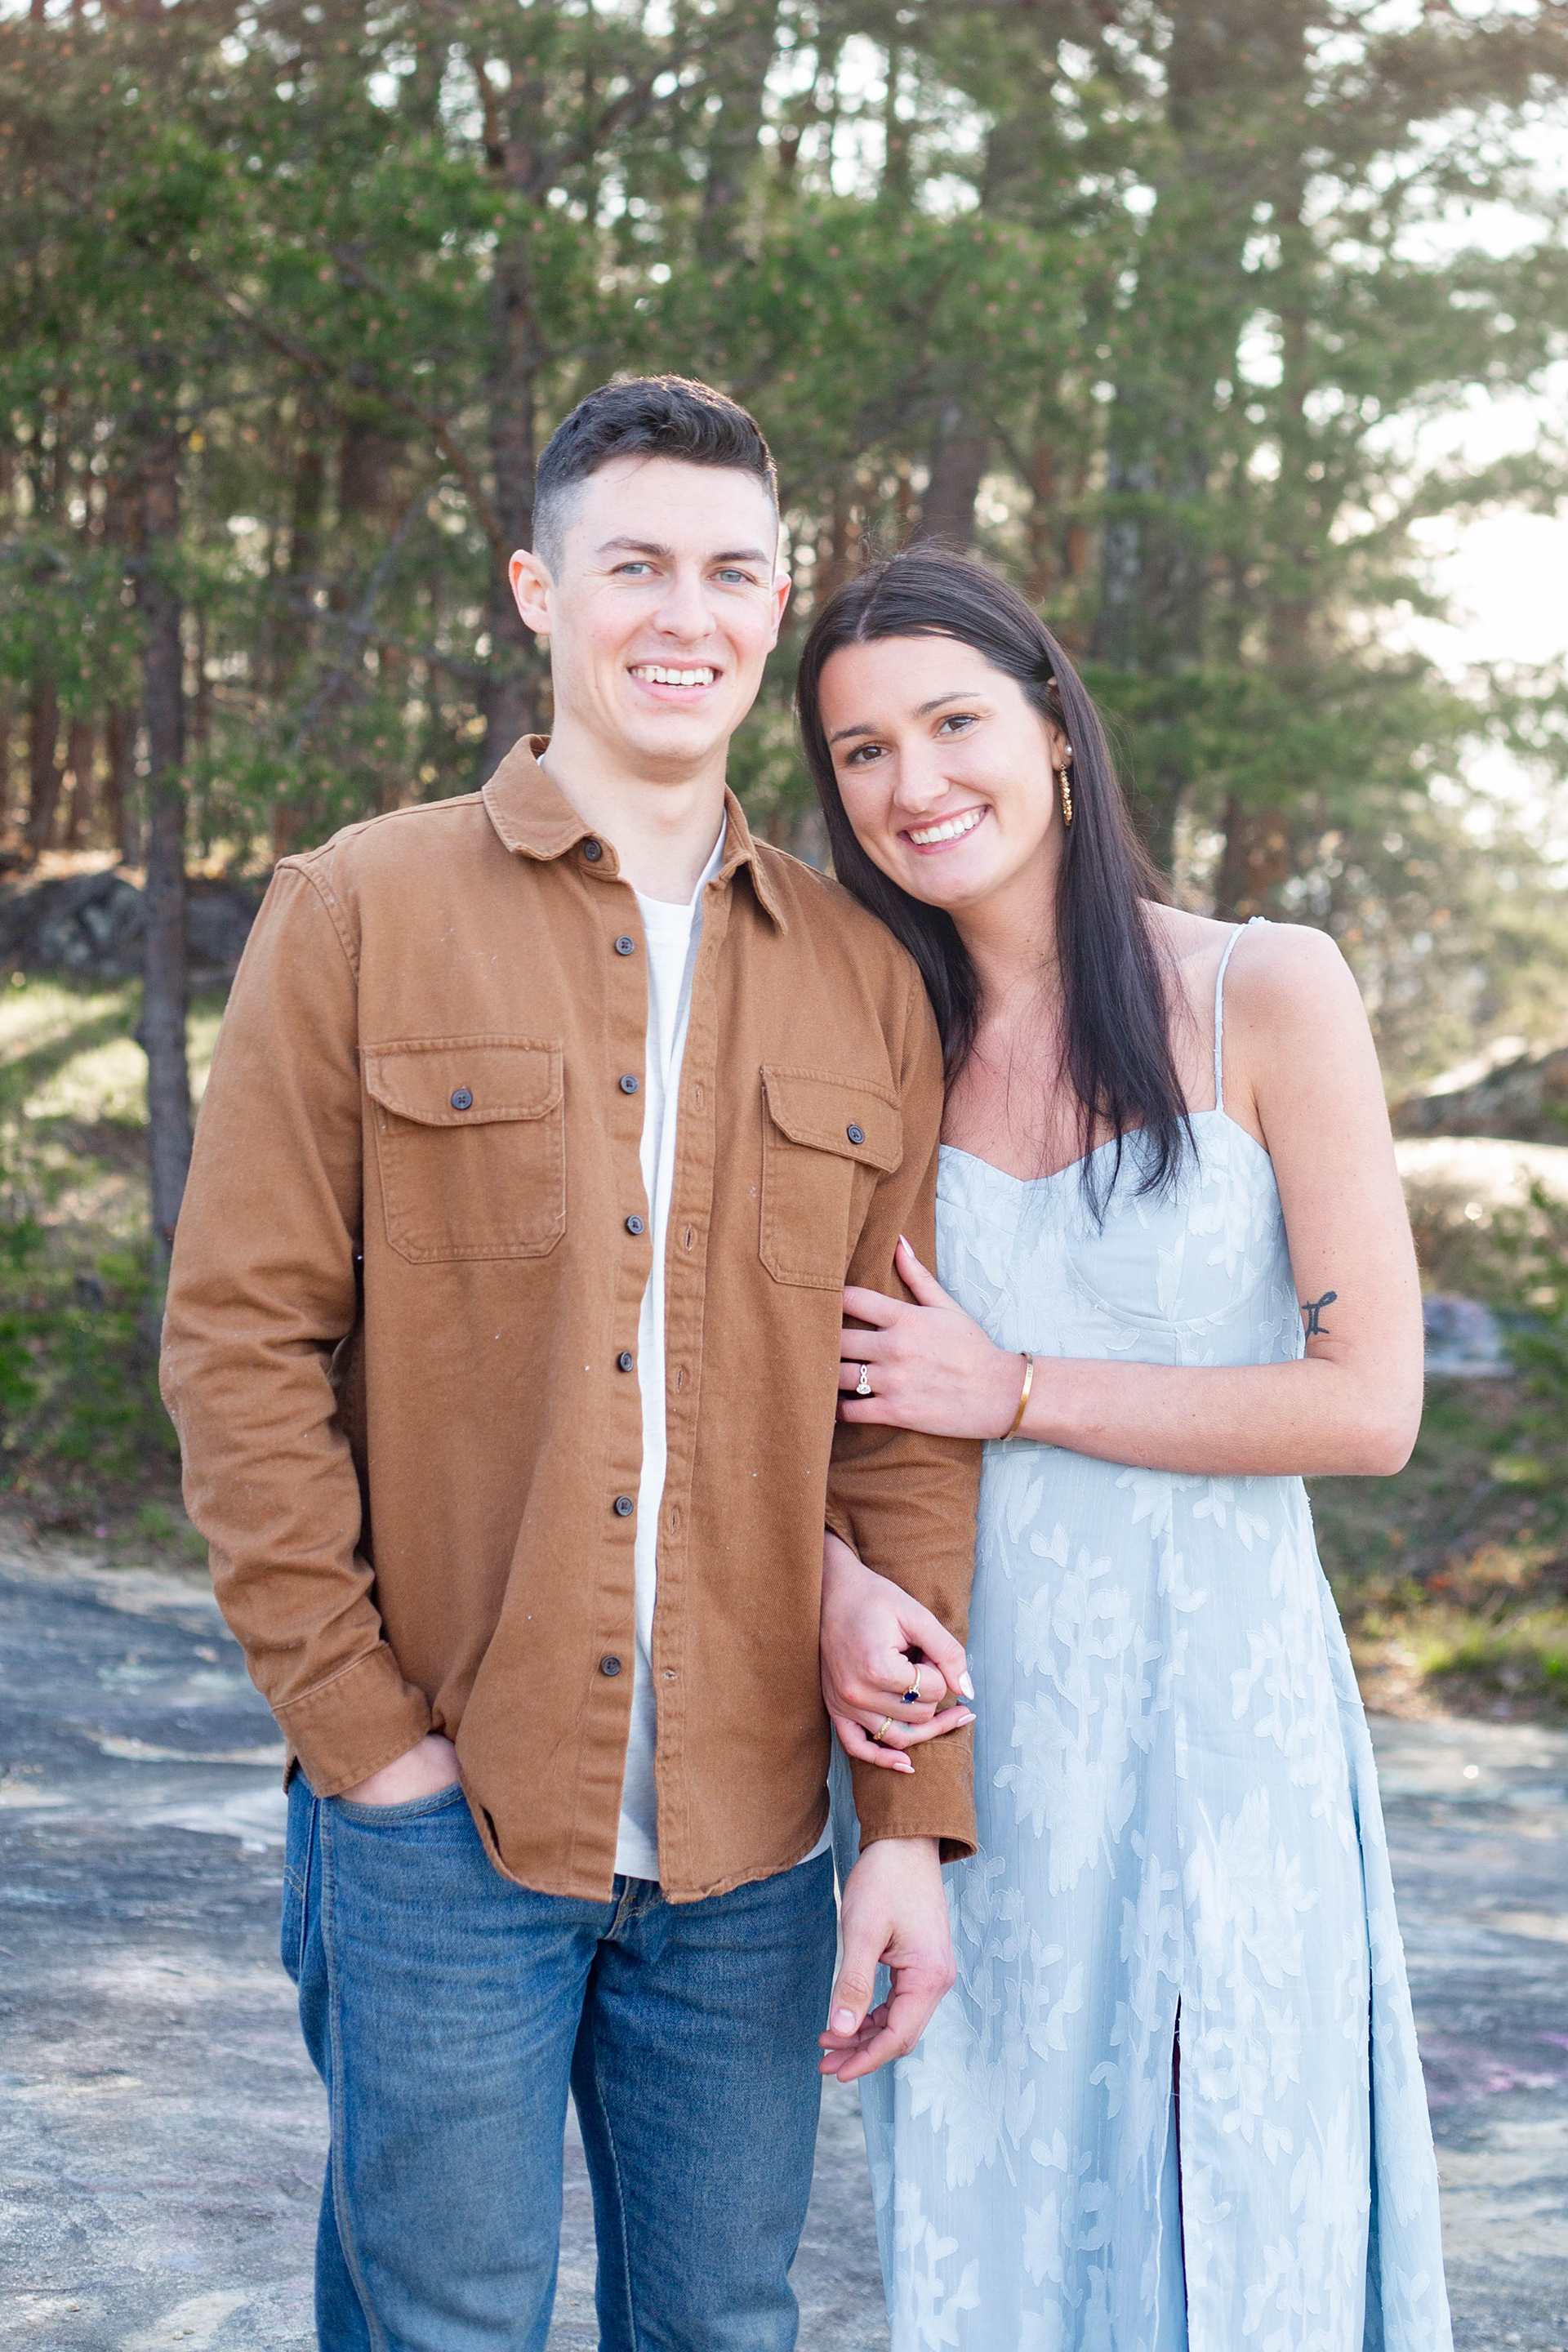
[
  {"left": 839, "top": 1235, "right": 1026, "bottom": 1441},
  {"left": 822, "top": 1530, "right": 973, "bottom": 1774}
]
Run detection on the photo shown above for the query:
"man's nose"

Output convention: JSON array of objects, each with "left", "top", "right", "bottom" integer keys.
[{"left": 652, "top": 568, "right": 715, "bottom": 642}]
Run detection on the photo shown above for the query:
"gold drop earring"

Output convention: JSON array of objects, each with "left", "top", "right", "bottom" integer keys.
[{"left": 1058, "top": 746, "right": 1074, "bottom": 828}]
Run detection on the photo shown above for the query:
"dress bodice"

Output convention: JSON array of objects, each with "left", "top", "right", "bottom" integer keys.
[{"left": 937, "top": 1109, "right": 1305, "bottom": 1374}]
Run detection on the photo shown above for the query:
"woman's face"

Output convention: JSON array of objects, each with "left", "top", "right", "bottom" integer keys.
[{"left": 817, "top": 635, "right": 1067, "bottom": 919}]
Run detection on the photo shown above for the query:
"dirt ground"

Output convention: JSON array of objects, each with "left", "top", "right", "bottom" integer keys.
[{"left": 2, "top": 1531, "right": 1566, "bottom": 2352}]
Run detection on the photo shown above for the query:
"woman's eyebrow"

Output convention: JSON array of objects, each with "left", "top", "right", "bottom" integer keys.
[{"left": 828, "top": 689, "right": 975, "bottom": 746}]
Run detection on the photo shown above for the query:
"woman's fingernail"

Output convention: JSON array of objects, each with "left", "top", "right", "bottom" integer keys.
[
  {"left": 960, "top": 1673, "right": 975, "bottom": 1699},
  {"left": 833, "top": 2008, "right": 856, "bottom": 2034}
]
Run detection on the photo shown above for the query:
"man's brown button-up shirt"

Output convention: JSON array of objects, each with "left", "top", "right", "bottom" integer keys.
[{"left": 161, "top": 740, "right": 980, "bottom": 1902}]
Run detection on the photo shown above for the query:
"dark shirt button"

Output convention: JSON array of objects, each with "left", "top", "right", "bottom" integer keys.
[
  {"left": 614, "top": 934, "right": 636, "bottom": 956},
  {"left": 583, "top": 838, "right": 603, "bottom": 862},
  {"left": 617, "top": 1351, "right": 635, "bottom": 1372},
  {"left": 619, "top": 1073, "right": 639, "bottom": 1094},
  {"left": 599, "top": 1654, "right": 622, "bottom": 1676},
  {"left": 613, "top": 1494, "right": 635, "bottom": 1517},
  {"left": 625, "top": 1214, "right": 645, "bottom": 1236},
  {"left": 450, "top": 1087, "right": 474, "bottom": 1111},
  {"left": 846, "top": 1122, "right": 865, "bottom": 1146}
]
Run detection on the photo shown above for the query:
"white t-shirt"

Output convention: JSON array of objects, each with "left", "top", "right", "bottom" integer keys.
[
  {"left": 613, "top": 832, "right": 722, "bottom": 1880},
  {"left": 614, "top": 826, "right": 829, "bottom": 1882}
]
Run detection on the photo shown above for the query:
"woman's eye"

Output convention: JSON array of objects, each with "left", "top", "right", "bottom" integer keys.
[
  {"left": 936, "top": 711, "right": 978, "bottom": 735},
  {"left": 843, "top": 743, "right": 885, "bottom": 767}
]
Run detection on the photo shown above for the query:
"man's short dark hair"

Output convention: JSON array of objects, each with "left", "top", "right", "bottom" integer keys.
[{"left": 532, "top": 375, "right": 777, "bottom": 572}]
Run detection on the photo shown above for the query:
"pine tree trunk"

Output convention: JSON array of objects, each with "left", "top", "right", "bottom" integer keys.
[
  {"left": 479, "top": 241, "right": 541, "bottom": 775},
  {"left": 105, "top": 705, "right": 140, "bottom": 866},
  {"left": 1214, "top": 797, "right": 1293, "bottom": 920},
  {"left": 64, "top": 715, "right": 95, "bottom": 848},
  {"left": 25, "top": 675, "right": 61, "bottom": 858},
  {"left": 917, "top": 405, "right": 987, "bottom": 547},
  {"left": 136, "top": 425, "right": 192, "bottom": 1272},
  {"left": 478, "top": 86, "right": 546, "bottom": 779}
]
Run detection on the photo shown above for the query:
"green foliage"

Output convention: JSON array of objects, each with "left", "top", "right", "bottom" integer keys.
[
  {"left": 1312, "top": 1173, "right": 1568, "bottom": 1717},
  {"left": 0, "top": 978, "right": 182, "bottom": 1500},
  {"left": 1504, "top": 1184, "right": 1568, "bottom": 1444},
  {"left": 0, "top": 1238, "right": 178, "bottom": 1493},
  {"left": 1, "top": 0, "right": 1566, "bottom": 1055}
]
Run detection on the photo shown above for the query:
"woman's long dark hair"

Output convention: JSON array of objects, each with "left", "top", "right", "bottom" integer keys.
[{"left": 795, "top": 547, "right": 1190, "bottom": 1214}]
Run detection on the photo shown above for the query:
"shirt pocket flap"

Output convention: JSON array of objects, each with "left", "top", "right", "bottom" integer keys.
[
  {"left": 363, "top": 1038, "right": 564, "bottom": 1128},
  {"left": 760, "top": 1067, "right": 902, "bottom": 1173}
]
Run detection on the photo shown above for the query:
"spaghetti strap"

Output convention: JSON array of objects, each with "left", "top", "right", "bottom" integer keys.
[{"left": 1212, "top": 915, "right": 1267, "bottom": 1113}]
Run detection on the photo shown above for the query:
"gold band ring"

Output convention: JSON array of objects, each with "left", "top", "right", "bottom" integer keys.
[
  {"left": 871, "top": 1715, "right": 895, "bottom": 1744},
  {"left": 855, "top": 1363, "right": 873, "bottom": 1397}
]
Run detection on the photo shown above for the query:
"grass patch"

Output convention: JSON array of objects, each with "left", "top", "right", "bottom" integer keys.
[
  {"left": 0, "top": 974, "right": 224, "bottom": 1532},
  {"left": 1312, "top": 1174, "right": 1568, "bottom": 1721}
]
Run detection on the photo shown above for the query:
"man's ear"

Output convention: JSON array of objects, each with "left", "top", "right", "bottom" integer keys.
[
  {"left": 510, "top": 549, "right": 552, "bottom": 635},
  {"left": 768, "top": 567, "right": 792, "bottom": 648}
]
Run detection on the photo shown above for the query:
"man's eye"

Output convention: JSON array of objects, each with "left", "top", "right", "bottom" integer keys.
[
  {"left": 715, "top": 568, "right": 755, "bottom": 585},
  {"left": 614, "top": 561, "right": 653, "bottom": 577}
]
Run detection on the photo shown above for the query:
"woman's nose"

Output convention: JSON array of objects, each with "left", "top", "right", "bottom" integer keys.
[{"left": 889, "top": 751, "right": 950, "bottom": 815}]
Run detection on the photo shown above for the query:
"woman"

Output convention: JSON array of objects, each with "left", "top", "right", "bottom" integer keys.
[{"left": 801, "top": 550, "right": 1450, "bottom": 2350}]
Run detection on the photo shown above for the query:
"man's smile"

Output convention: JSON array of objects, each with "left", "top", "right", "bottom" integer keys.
[{"left": 629, "top": 662, "right": 720, "bottom": 693}]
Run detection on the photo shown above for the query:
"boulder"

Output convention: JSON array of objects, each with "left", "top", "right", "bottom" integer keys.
[
  {"left": 0, "top": 869, "right": 260, "bottom": 988},
  {"left": 1393, "top": 1041, "right": 1568, "bottom": 1146}
]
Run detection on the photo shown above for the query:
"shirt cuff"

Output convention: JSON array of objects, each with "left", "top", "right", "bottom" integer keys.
[
  {"left": 272, "top": 1646, "right": 434, "bottom": 1797},
  {"left": 850, "top": 1719, "right": 976, "bottom": 1864}
]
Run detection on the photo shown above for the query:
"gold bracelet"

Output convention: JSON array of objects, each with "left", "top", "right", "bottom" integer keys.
[{"left": 1002, "top": 1352, "right": 1034, "bottom": 1441}]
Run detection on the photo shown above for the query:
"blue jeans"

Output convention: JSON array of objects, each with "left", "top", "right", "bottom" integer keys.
[{"left": 282, "top": 1776, "right": 836, "bottom": 2352}]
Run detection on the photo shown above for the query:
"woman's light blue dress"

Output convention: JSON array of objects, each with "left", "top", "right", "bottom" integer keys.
[{"left": 833, "top": 924, "right": 1452, "bottom": 2351}]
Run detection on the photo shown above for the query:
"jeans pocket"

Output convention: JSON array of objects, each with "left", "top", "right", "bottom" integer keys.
[
  {"left": 329, "top": 1781, "right": 470, "bottom": 1826},
  {"left": 280, "top": 1779, "right": 318, "bottom": 1985}
]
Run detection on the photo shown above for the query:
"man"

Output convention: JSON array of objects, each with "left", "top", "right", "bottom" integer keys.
[{"left": 161, "top": 376, "right": 978, "bottom": 2351}]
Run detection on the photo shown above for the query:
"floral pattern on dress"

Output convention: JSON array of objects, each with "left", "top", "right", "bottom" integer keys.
[{"left": 832, "top": 988, "right": 1451, "bottom": 2350}]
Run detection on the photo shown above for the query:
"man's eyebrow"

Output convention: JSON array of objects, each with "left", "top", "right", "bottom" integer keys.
[
  {"left": 594, "top": 537, "right": 773, "bottom": 566},
  {"left": 828, "top": 690, "right": 976, "bottom": 746}
]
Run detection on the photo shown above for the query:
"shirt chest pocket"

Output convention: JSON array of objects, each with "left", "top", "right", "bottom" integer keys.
[
  {"left": 363, "top": 1037, "right": 566, "bottom": 1263},
  {"left": 760, "top": 1067, "right": 902, "bottom": 1290}
]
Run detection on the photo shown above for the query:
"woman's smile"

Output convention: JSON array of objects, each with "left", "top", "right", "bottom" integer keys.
[{"left": 904, "top": 805, "right": 990, "bottom": 851}]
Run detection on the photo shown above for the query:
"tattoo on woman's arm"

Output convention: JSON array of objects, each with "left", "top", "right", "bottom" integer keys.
[{"left": 1301, "top": 1290, "right": 1337, "bottom": 1338}]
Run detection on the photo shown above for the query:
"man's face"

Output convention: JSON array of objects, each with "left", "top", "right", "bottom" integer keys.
[{"left": 510, "top": 455, "right": 790, "bottom": 776}]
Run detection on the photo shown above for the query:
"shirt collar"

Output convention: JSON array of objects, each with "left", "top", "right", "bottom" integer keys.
[{"left": 482, "top": 735, "right": 788, "bottom": 932}]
